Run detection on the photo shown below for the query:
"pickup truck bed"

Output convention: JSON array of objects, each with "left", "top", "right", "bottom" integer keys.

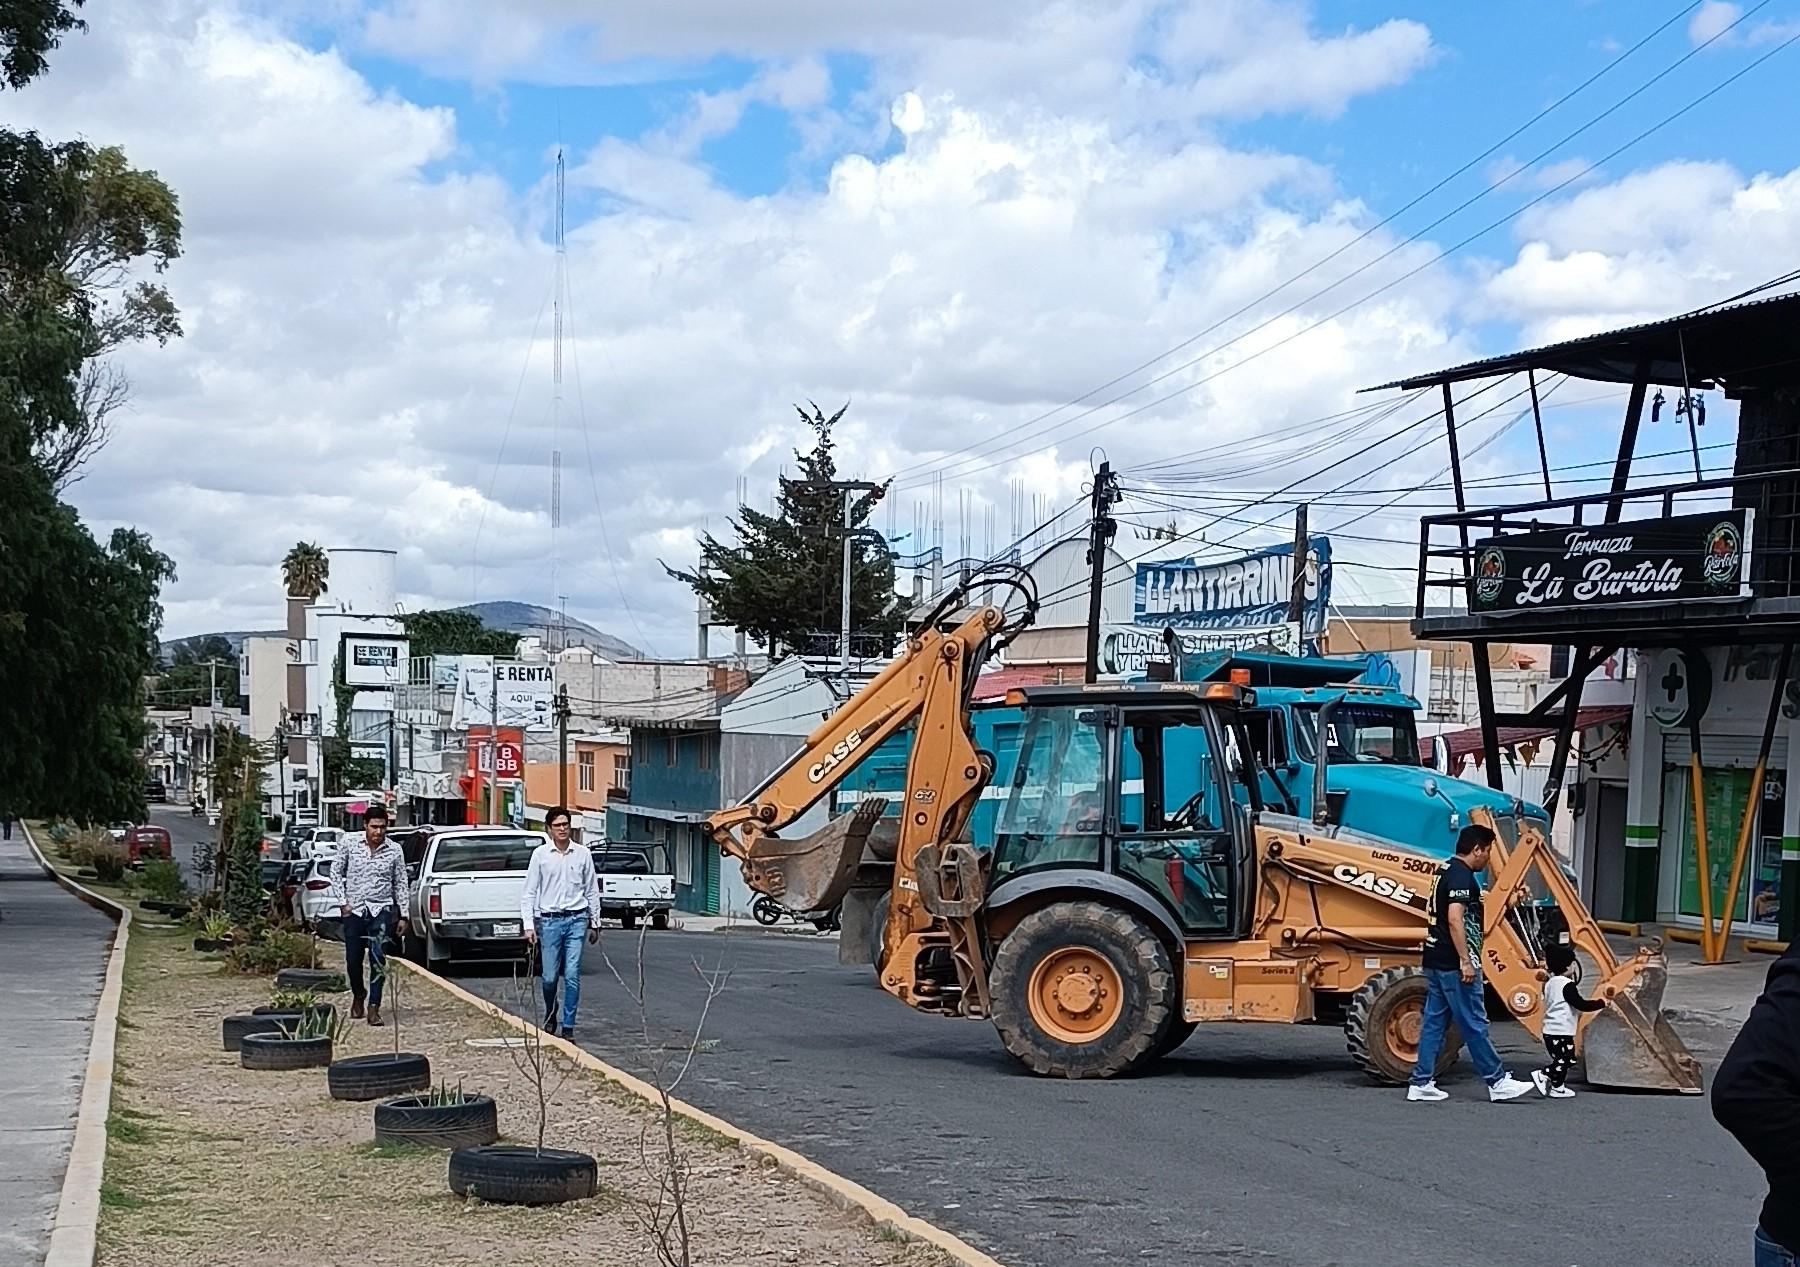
[
  {"left": 408, "top": 829, "right": 542, "bottom": 967},
  {"left": 595, "top": 849, "right": 675, "bottom": 929}
]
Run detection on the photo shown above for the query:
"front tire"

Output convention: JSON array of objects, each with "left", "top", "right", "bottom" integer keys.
[
  {"left": 1345, "top": 966, "right": 1463, "bottom": 1084},
  {"left": 989, "top": 902, "right": 1175, "bottom": 1079}
]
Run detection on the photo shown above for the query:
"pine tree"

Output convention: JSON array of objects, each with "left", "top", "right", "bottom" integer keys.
[{"left": 667, "top": 403, "right": 902, "bottom": 656}]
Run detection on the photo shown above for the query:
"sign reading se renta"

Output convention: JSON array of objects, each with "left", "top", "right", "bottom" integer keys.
[{"left": 1469, "top": 509, "right": 1753, "bottom": 615}]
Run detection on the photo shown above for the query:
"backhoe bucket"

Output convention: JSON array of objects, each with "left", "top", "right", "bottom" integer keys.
[
  {"left": 741, "top": 798, "right": 888, "bottom": 914},
  {"left": 1580, "top": 947, "right": 1704, "bottom": 1094}
]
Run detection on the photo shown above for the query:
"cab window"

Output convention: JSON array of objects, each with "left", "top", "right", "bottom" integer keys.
[
  {"left": 1292, "top": 704, "right": 1419, "bottom": 767},
  {"left": 991, "top": 706, "right": 1106, "bottom": 881}
]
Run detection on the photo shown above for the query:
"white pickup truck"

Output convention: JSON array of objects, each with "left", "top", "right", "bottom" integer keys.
[
  {"left": 594, "top": 847, "right": 675, "bottom": 930},
  {"left": 403, "top": 828, "right": 544, "bottom": 969}
]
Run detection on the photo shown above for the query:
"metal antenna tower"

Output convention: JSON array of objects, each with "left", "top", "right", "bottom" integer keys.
[{"left": 550, "top": 148, "right": 566, "bottom": 607}]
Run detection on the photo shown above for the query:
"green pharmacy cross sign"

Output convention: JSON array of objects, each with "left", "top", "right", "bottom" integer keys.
[{"left": 1469, "top": 510, "right": 1752, "bottom": 616}]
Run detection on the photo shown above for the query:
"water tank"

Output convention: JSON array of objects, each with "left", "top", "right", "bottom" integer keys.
[{"left": 325, "top": 548, "right": 397, "bottom": 614}]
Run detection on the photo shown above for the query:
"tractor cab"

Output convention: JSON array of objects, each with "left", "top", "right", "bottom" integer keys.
[{"left": 986, "top": 682, "right": 1262, "bottom": 945}]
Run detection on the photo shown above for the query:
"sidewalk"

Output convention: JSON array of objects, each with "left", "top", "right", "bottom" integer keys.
[
  {"left": 1621, "top": 924, "right": 1780, "bottom": 1030},
  {"left": 0, "top": 836, "right": 115, "bottom": 1267},
  {"left": 674, "top": 912, "right": 840, "bottom": 940}
]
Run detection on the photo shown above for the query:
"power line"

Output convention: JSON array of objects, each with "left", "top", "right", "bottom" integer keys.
[{"left": 884, "top": 1, "right": 1753, "bottom": 490}]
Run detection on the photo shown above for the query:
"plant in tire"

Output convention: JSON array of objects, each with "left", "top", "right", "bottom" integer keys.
[
  {"left": 988, "top": 901, "right": 1177, "bottom": 1079},
  {"left": 445, "top": 968, "right": 595, "bottom": 1207}
]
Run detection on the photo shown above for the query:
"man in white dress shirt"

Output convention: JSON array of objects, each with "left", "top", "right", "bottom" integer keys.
[{"left": 520, "top": 807, "right": 601, "bottom": 1037}]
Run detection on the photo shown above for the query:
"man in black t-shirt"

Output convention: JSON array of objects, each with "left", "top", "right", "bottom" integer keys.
[
  {"left": 1712, "top": 938, "right": 1800, "bottom": 1266},
  {"left": 1408, "top": 823, "right": 1534, "bottom": 1102}
]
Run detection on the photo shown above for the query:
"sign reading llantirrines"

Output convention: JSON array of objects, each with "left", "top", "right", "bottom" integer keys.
[{"left": 1469, "top": 509, "right": 1753, "bottom": 615}]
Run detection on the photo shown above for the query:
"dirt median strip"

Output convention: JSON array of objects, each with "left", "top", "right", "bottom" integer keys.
[{"left": 96, "top": 918, "right": 973, "bottom": 1267}]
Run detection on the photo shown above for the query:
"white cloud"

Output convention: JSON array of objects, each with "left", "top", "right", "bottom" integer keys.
[{"left": 1690, "top": 1, "right": 1743, "bottom": 45}]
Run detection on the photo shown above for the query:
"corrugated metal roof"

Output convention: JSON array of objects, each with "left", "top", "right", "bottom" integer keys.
[{"left": 1365, "top": 290, "right": 1800, "bottom": 392}]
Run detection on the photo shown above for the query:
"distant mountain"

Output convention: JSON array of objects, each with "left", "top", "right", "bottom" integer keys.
[
  {"left": 162, "top": 603, "right": 644, "bottom": 663},
  {"left": 453, "top": 602, "right": 645, "bottom": 661}
]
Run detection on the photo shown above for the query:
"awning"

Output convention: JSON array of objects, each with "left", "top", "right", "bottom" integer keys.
[{"left": 1422, "top": 705, "right": 1633, "bottom": 766}]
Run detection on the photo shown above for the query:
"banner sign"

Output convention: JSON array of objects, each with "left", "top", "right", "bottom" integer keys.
[
  {"left": 1470, "top": 510, "right": 1753, "bottom": 616},
  {"left": 343, "top": 635, "right": 407, "bottom": 687},
  {"left": 452, "top": 659, "right": 556, "bottom": 732},
  {"left": 1100, "top": 623, "right": 1300, "bottom": 677},
  {"left": 1134, "top": 539, "right": 1332, "bottom": 636}
]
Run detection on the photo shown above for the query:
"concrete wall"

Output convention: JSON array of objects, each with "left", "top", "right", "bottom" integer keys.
[{"left": 557, "top": 659, "right": 717, "bottom": 725}]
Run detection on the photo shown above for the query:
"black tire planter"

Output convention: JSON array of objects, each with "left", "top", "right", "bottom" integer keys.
[
  {"left": 76, "top": 868, "right": 98, "bottom": 879},
  {"left": 253, "top": 1002, "right": 337, "bottom": 1030},
  {"left": 328, "top": 1052, "right": 432, "bottom": 1102},
  {"left": 239, "top": 1032, "right": 333, "bottom": 1071},
  {"left": 275, "top": 968, "right": 347, "bottom": 992},
  {"left": 374, "top": 1094, "right": 498, "bottom": 1149},
  {"left": 448, "top": 1146, "right": 597, "bottom": 1205},
  {"left": 223, "top": 1011, "right": 304, "bottom": 1051},
  {"left": 194, "top": 937, "right": 228, "bottom": 952}
]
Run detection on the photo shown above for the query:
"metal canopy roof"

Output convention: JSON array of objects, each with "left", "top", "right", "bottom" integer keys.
[{"left": 1365, "top": 291, "right": 1800, "bottom": 393}]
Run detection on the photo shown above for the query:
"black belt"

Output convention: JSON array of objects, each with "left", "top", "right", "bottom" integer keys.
[{"left": 541, "top": 909, "right": 588, "bottom": 918}]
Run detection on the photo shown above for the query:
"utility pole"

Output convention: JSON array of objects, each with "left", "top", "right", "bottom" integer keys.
[
  {"left": 206, "top": 658, "right": 224, "bottom": 709},
  {"left": 555, "top": 684, "right": 571, "bottom": 806},
  {"left": 1287, "top": 503, "right": 1310, "bottom": 635},
  {"left": 1083, "top": 461, "right": 1120, "bottom": 684},
  {"left": 488, "top": 666, "right": 500, "bottom": 825},
  {"left": 840, "top": 486, "right": 854, "bottom": 696}
]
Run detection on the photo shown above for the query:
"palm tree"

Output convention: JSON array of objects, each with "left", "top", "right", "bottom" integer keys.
[{"left": 281, "top": 542, "right": 329, "bottom": 600}]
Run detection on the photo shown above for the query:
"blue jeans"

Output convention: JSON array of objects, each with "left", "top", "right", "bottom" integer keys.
[
  {"left": 1411, "top": 967, "right": 1506, "bottom": 1087},
  {"left": 1758, "top": 1227, "right": 1798, "bottom": 1267},
  {"left": 343, "top": 908, "right": 395, "bottom": 1007},
  {"left": 536, "top": 913, "right": 588, "bottom": 1029}
]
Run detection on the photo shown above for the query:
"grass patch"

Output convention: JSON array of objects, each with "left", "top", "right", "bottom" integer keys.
[
  {"left": 99, "top": 1184, "right": 150, "bottom": 1211},
  {"left": 875, "top": 1223, "right": 911, "bottom": 1244},
  {"left": 107, "top": 1114, "right": 156, "bottom": 1145}
]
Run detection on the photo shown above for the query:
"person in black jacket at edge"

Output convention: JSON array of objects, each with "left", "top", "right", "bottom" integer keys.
[{"left": 1712, "top": 938, "right": 1800, "bottom": 1267}]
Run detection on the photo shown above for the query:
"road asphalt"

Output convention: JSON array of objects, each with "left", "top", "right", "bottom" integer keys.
[{"left": 455, "top": 929, "right": 1764, "bottom": 1267}]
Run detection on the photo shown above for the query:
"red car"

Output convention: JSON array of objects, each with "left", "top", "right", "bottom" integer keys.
[{"left": 124, "top": 825, "right": 172, "bottom": 866}]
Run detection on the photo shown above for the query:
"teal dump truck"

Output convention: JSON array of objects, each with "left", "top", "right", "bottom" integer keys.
[{"left": 837, "top": 652, "right": 1556, "bottom": 964}]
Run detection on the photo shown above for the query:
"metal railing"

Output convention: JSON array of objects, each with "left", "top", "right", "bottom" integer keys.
[{"left": 1415, "top": 466, "right": 1800, "bottom": 621}]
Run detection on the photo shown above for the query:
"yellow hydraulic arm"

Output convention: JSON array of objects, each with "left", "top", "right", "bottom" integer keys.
[{"left": 706, "top": 605, "right": 1008, "bottom": 933}]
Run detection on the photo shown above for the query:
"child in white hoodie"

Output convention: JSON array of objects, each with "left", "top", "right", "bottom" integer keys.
[{"left": 1533, "top": 941, "right": 1609, "bottom": 1098}]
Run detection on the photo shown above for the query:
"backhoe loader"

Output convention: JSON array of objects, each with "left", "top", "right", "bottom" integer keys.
[{"left": 706, "top": 571, "right": 1701, "bottom": 1090}]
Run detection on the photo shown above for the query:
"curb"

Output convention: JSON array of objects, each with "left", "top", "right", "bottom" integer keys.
[
  {"left": 21, "top": 826, "right": 131, "bottom": 1267},
  {"left": 393, "top": 957, "right": 1006, "bottom": 1267}
]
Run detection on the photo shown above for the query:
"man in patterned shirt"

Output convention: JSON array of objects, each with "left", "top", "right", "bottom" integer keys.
[
  {"left": 330, "top": 804, "right": 410, "bottom": 1025},
  {"left": 1407, "top": 823, "right": 1534, "bottom": 1103}
]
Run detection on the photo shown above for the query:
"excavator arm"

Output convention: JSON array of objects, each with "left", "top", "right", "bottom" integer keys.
[{"left": 705, "top": 603, "right": 1013, "bottom": 917}]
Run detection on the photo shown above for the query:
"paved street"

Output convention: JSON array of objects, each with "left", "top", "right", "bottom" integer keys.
[
  {"left": 144, "top": 802, "right": 216, "bottom": 887},
  {"left": 0, "top": 836, "right": 114, "bottom": 1267},
  {"left": 456, "top": 932, "right": 1761, "bottom": 1267}
]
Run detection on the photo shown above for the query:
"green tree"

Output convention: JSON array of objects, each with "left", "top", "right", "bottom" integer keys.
[
  {"left": 399, "top": 609, "right": 520, "bottom": 660},
  {"left": 151, "top": 634, "right": 243, "bottom": 708},
  {"left": 0, "top": 7, "right": 180, "bottom": 825},
  {"left": 667, "top": 403, "right": 901, "bottom": 656},
  {"left": 281, "top": 541, "right": 328, "bottom": 600},
  {"left": 1, "top": 0, "right": 84, "bottom": 90}
]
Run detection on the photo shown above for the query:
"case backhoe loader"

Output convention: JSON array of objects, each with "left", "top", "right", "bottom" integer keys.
[{"left": 706, "top": 573, "right": 1701, "bottom": 1091}]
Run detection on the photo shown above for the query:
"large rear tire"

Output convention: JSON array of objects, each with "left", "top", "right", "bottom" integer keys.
[
  {"left": 1345, "top": 966, "right": 1462, "bottom": 1084},
  {"left": 990, "top": 902, "right": 1174, "bottom": 1079}
]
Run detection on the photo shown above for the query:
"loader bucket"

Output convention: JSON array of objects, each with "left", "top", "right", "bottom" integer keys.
[
  {"left": 740, "top": 797, "right": 888, "bottom": 914},
  {"left": 1580, "top": 946, "right": 1704, "bottom": 1094}
]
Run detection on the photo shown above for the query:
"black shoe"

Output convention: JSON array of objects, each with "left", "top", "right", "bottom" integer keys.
[
  {"left": 543, "top": 1022, "right": 559, "bottom": 1037},
  {"left": 559, "top": 1027, "right": 574, "bottom": 1042}
]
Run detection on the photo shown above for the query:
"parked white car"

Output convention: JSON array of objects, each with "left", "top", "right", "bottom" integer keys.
[
  {"left": 303, "top": 826, "right": 344, "bottom": 859},
  {"left": 403, "top": 828, "right": 543, "bottom": 969},
  {"left": 291, "top": 852, "right": 342, "bottom": 936}
]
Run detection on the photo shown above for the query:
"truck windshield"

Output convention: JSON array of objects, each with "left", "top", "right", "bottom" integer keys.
[
  {"left": 1292, "top": 704, "right": 1419, "bottom": 767},
  {"left": 595, "top": 851, "right": 650, "bottom": 874},
  {"left": 430, "top": 834, "right": 539, "bottom": 872}
]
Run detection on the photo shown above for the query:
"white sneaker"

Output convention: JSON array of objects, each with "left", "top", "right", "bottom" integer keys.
[
  {"left": 1407, "top": 1081, "right": 1449, "bottom": 1101},
  {"left": 1489, "top": 1074, "right": 1535, "bottom": 1102},
  {"left": 1531, "top": 1070, "right": 1550, "bottom": 1097},
  {"left": 1548, "top": 1085, "right": 1576, "bottom": 1099}
]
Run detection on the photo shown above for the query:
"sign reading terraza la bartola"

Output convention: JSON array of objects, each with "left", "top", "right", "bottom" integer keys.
[{"left": 1469, "top": 509, "right": 1753, "bottom": 615}]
